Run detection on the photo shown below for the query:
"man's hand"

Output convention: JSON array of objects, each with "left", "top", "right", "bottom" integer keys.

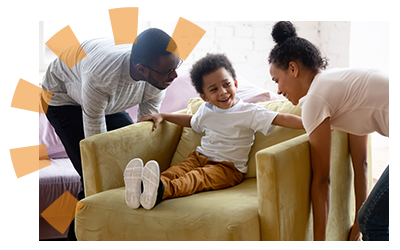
[
  {"left": 139, "top": 114, "right": 164, "bottom": 131},
  {"left": 139, "top": 113, "right": 193, "bottom": 131}
]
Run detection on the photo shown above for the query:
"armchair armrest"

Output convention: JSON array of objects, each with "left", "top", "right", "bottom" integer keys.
[
  {"left": 80, "top": 120, "right": 183, "bottom": 197},
  {"left": 256, "top": 130, "right": 372, "bottom": 241},
  {"left": 256, "top": 133, "right": 312, "bottom": 241}
]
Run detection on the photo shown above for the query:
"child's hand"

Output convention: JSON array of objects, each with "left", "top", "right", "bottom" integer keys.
[
  {"left": 139, "top": 114, "right": 164, "bottom": 131},
  {"left": 272, "top": 113, "right": 304, "bottom": 129}
]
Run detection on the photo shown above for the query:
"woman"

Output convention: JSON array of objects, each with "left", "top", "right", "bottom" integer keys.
[{"left": 268, "top": 21, "right": 389, "bottom": 241}]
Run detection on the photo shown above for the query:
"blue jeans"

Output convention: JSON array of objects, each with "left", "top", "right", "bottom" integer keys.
[{"left": 358, "top": 165, "right": 389, "bottom": 241}]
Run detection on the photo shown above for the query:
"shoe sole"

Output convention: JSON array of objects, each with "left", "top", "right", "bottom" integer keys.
[
  {"left": 124, "top": 158, "right": 143, "bottom": 209},
  {"left": 140, "top": 160, "right": 160, "bottom": 210}
]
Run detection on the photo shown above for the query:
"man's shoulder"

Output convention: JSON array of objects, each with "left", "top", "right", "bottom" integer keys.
[{"left": 80, "top": 38, "right": 131, "bottom": 67}]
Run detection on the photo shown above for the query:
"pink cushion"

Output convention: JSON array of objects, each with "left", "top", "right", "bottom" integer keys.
[{"left": 236, "top": 74, "right": 279, "bottom": 103}]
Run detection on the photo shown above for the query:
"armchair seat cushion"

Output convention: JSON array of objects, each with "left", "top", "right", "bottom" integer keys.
[{"left": 76, "top": 178, "right": 259, "bottom": 241}]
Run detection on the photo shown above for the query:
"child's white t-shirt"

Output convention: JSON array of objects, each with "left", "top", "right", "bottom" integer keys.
[
  {"left": 298, "top": 68, "right": 389, "bottom": 137},
  {"left": 190, "top": 97, "right": 278, "bottom": 173}
]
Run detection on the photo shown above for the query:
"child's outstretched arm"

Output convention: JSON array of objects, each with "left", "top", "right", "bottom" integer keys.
[
  {"left": 272, "top": 113, "right": 304, "bottom": 129},
  {"left": 139, "top": 113, "right": 193, "bottom": 131}
]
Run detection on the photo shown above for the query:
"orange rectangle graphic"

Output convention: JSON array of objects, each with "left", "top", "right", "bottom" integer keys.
[
  {"left": 109, "top": 7, "right": 139, "bottom": 45},
  {"left": 167, "top": 17, "right": 206, "bottom": 61},
  {"left": 10, "top": 144, "right": 50, "bottom": 178},
  {"left": 11, "top": 79, "right": 53, "bottom": 114},
  {"left": 40, "top": 191, "right": 83, "bottom": 234},
  {"left": 45, "top": 25, "right": 87, "bottom": 69}
]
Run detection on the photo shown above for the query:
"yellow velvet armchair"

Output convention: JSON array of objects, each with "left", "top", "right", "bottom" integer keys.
[{"left": 75, "top": 99, "right": 372, "bottom": 241}]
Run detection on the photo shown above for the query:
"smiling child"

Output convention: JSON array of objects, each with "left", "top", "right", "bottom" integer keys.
[{"left": 123, "top": 53, "right": 303, "bottom": 210}]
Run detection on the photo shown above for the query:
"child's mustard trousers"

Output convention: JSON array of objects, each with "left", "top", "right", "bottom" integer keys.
[{"left": 161, "top": 150, "right": 244, "bottom": 200}]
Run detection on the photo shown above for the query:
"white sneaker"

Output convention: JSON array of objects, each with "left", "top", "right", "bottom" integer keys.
[
  {"left": 140, "top": 160, "right": 160, "bottom": 210},
  {"left": 124, "top": 158, "right": 143, "bottom": 209}
]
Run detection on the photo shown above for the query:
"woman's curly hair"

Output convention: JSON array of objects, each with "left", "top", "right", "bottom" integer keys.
[
  {"left": 268, "top": 21, "right": 328, "bottom": 72},
  {"left": 190, "top": 53, "right": 236, "bottom": 94}
]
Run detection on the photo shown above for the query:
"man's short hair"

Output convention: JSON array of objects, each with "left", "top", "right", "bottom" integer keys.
[{"left": 130, "top": 28, "right": 176, "bottom": 67}]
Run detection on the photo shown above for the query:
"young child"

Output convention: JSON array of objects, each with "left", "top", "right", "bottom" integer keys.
[{"left": 124, "top": 53, "right": 303, "bottom": 210}]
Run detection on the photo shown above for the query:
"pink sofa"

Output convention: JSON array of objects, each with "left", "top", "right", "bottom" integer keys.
[{"left": 38, "top": 67, "right": 278, "bottom": 240}]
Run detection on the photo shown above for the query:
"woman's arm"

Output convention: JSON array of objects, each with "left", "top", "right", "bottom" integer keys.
[
  {"left": 272, "top": 113, "right": 304, "bottom": 129},
  {"left": 348, "top": 134, "right": 369, "bottom": 241},
  {"left": 139, "top": 113, "right": 193, "bottom": 131},
  {"left": 308, "top": 117, "right": 332, "bottom": 241}
]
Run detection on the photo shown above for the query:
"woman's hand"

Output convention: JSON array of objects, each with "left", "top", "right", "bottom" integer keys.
[{"left": 348, "top": 223, "right": 362, "bottom": 241}]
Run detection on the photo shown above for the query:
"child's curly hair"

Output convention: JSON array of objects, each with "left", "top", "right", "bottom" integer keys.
[{"left": 190, "top": 53, "right": 237, "bottom": 94}]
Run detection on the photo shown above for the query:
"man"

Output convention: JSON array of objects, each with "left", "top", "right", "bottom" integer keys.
[{"left": 41, "top": 28, "right": 182, "bottom": 240}]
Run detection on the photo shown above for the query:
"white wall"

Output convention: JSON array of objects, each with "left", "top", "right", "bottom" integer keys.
[
  {"left": 349, "top": 22, "right": 389, "bottom": 71},
  {"left": 320, "top": 21, "right": 351, "bottom": 68},
  {"left": 189, "top": 21, "right": 276, "bottom": 91},
  {"left": 349, "top": 21, "right": 389, "bottom": 148},
  {"left": 186, "top": 21, "right": 350, "bottom": 95}
]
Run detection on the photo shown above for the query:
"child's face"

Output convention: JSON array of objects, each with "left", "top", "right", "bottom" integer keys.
[{"left": 200, "top": 67, "right": 238, "bottom": 109}]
